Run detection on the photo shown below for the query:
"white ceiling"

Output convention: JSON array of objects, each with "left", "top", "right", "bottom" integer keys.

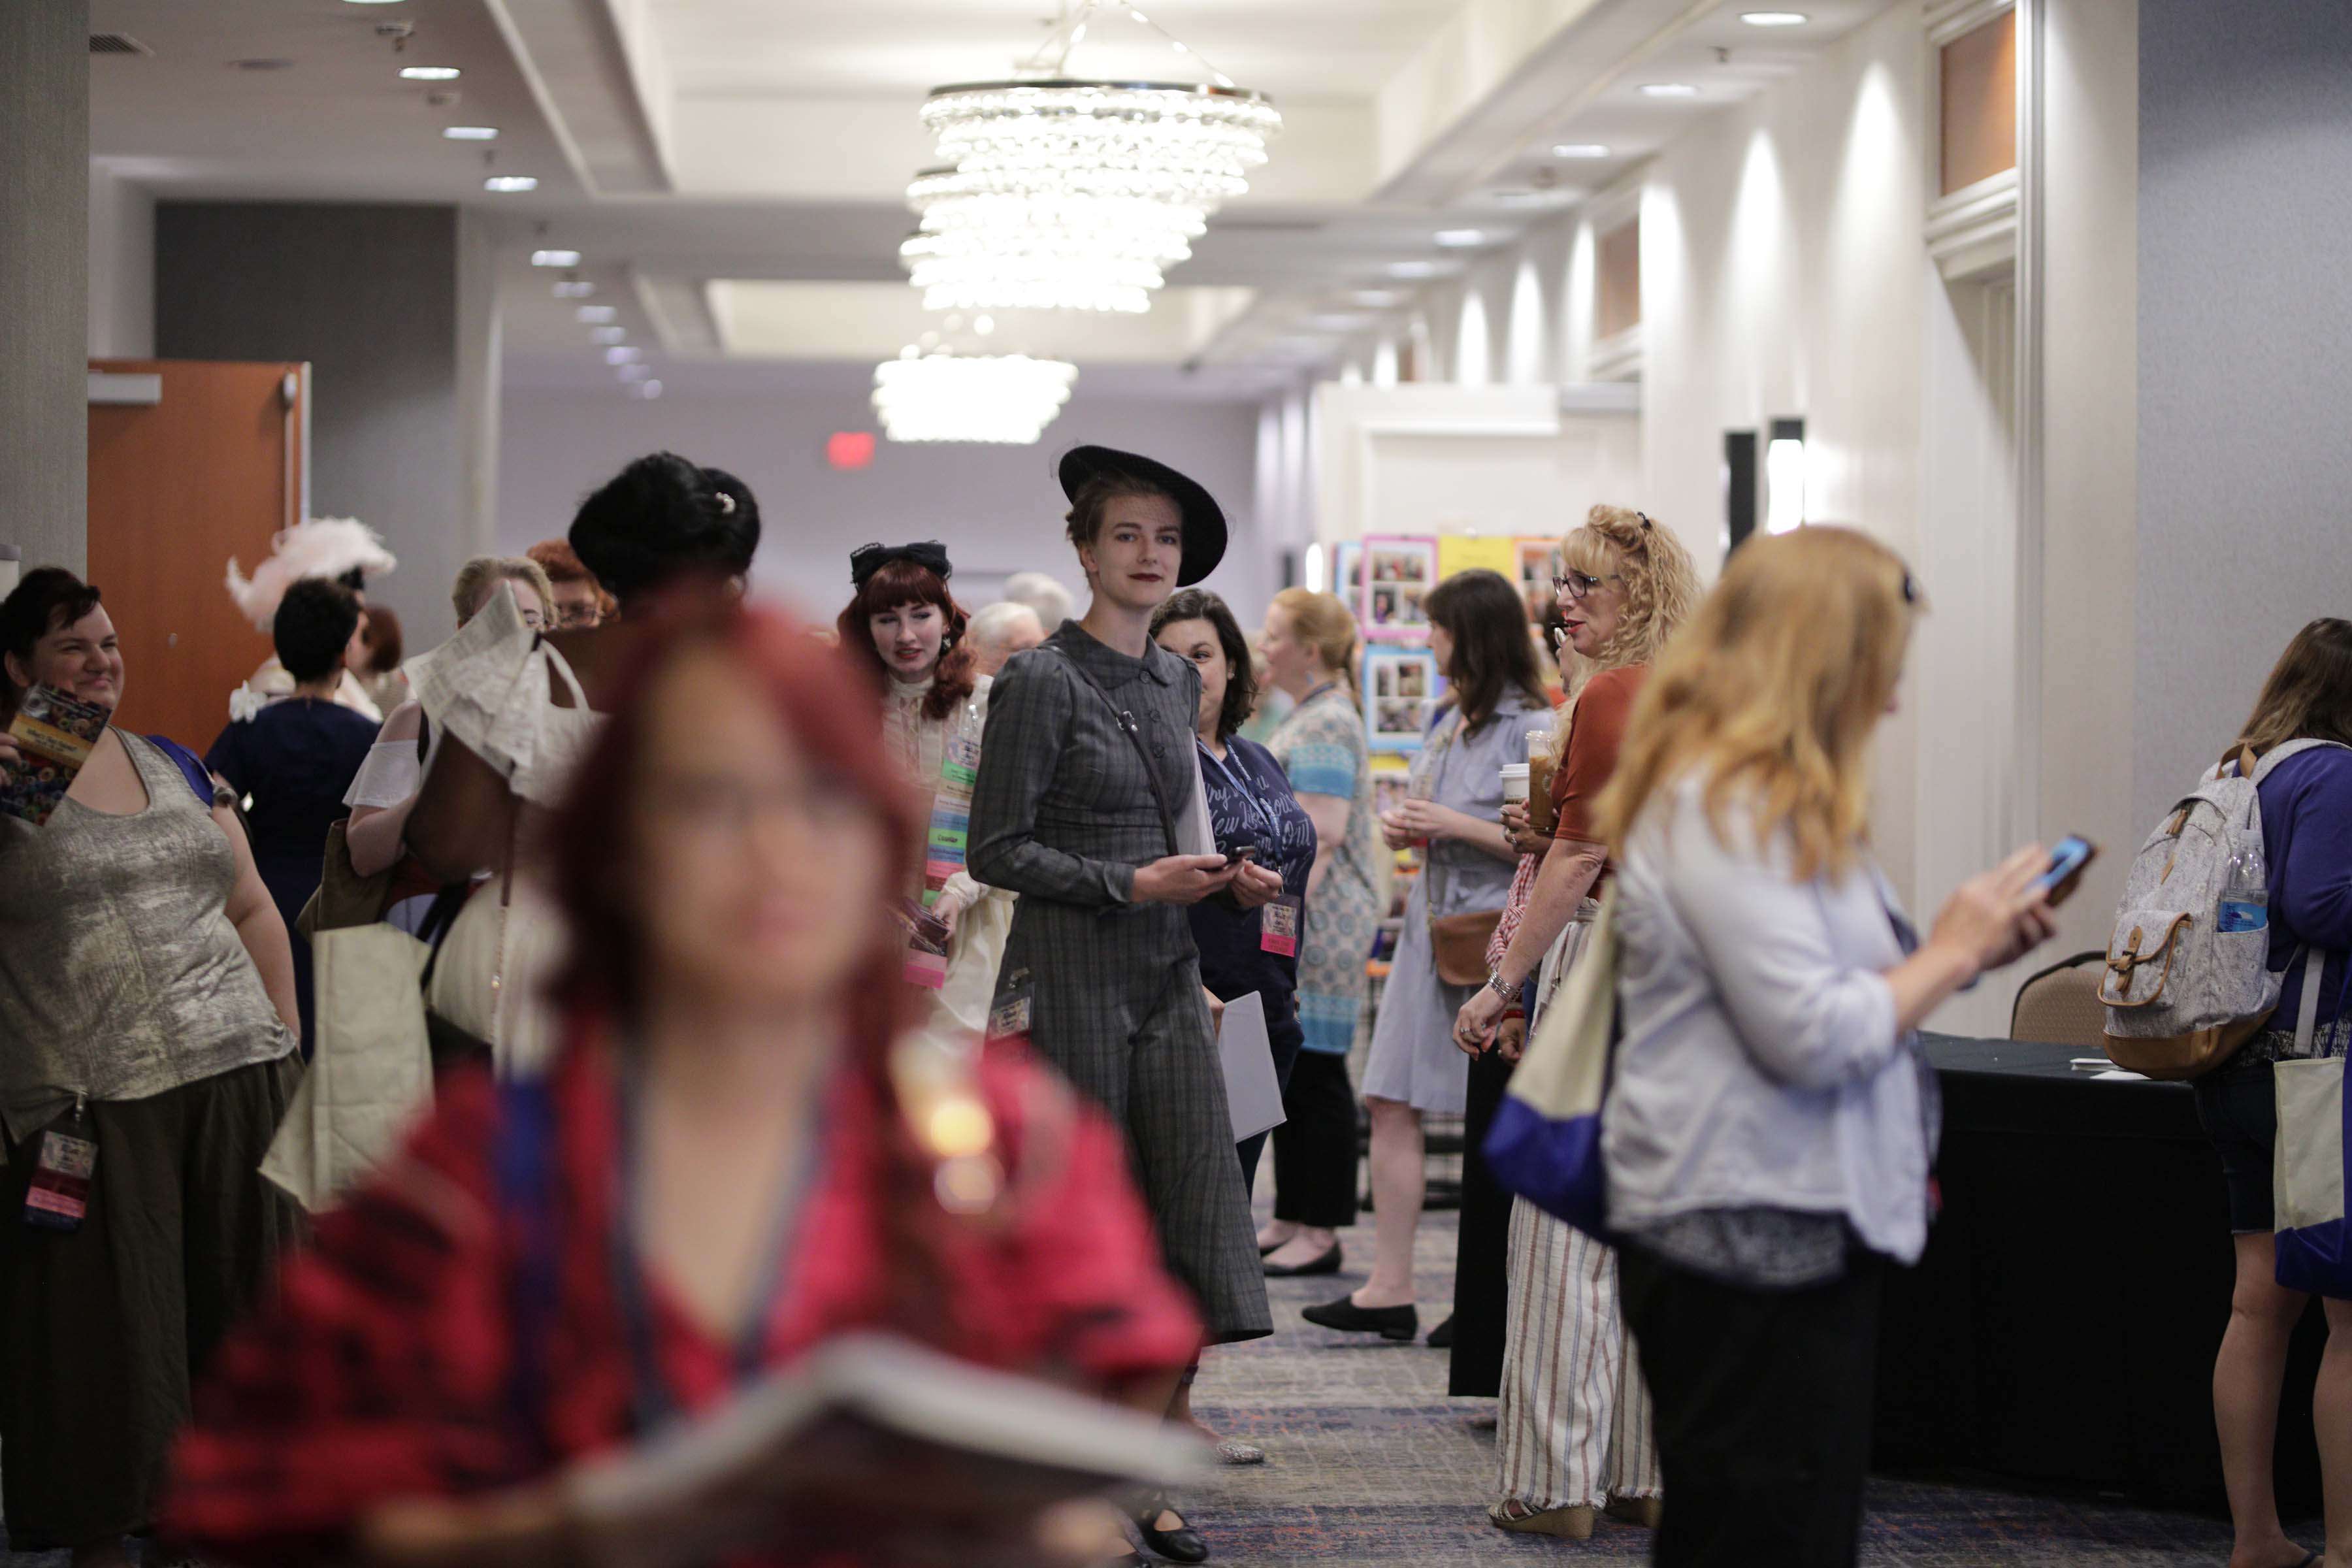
[{"left": 90, "top": 0, "right": 1898, "bottom": 399}]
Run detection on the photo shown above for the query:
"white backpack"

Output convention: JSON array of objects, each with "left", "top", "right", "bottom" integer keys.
[{"left": 2100, "top": 738, "right": 2344, "bottom": 1079}]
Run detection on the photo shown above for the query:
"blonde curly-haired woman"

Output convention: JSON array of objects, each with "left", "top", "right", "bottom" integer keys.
[
  {"left": 1601, "top": 528, "right": 2055, "bottom": 1564},
  {"left": 1452, "top": 508, "right": 1701, "bottom": 1538}
]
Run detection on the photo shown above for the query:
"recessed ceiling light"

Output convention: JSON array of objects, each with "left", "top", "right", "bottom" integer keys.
[
  {"left": 1386, "top": 260, "right": 1443, "bottom": 278},
  {"left": 589, "top": 326, "right": 627, "bottom": 345},
  {"left": 484, "top": 175, "right": 538, "bottom": 192},
  {"left": 1553, "top": 142, "right": 1611, "bottom": 158},
  {"left": 1641, "top": 82, "right": 1699, "bottom": 97},
  {"left": 576, "top": 304, "right": 617, "bottom": 323},
  {"left": 530, "top": 248, "right": 580, "bottom": 268},
  {"left": 604, "top": 346, "right": 642, "bottom": 365},
  {"left": 632, "top": 380, "right": 664, "bottom": 400},
  {"left": 442, "top": 125, "right": 498, "bottom": 141},
  {"left": 1348, "top": 289, "right": 1407, "bottom": 306},
  {"left": 399, "top": 65, "right": 460, "bottom": 81},
  {"left": 1434, "top": 229, "right": 1489, "bottom": 248},
  {"left": 553, "top": 280, "right": 594, "bottom": 299},
  {"left": 1741, "top": 10, "right": 1808, "bottom": 24},
  {"left": 230, "top": 57, "right": 295, "bottom": 71}
]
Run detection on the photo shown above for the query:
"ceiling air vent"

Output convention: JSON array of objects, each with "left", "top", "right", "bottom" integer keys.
[{"left": 90, "top": 33, "right": 154, "bottom": 56}]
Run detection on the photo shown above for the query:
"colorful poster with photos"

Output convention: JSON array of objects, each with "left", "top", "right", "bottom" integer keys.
[
  {"left": 1516, "top": 538, "right": 1561, "bottom": 607},
  {"left": 1360, "top": 535, "right": 1437, "bottom": 642},
  {"left": 1435, "top": 533, "right": 1516, "bottom": 583},
  {"left": 1364, "top": 645, "right": 1440, "bottom": 753},
  {"left": 1331, "top": 540, "right": 1365, "bottom": 606}
]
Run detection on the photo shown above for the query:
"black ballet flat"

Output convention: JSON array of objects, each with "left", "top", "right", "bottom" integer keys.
[
  {"left": 1263, "top": 1243, "right": 1341, "bottom": 1278},
  {"left": 1301, "top": 1295, "right": 1419, "bottom": 1341},
  {"left": 1135, "top": 1496, "right": 1208, "bottom": 1564},
  {"left": 1425, "top": 1315, "right": 1456, "bottom": 1348}
]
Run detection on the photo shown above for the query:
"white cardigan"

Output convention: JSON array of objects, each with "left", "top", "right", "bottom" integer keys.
[{"left": 1601, "top": 776, "right": 1933, "bottom": 1264}]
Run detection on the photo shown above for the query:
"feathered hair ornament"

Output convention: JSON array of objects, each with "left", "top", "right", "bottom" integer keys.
[{"left": 225, "top": 517, "right": 397, "bottom": 632}]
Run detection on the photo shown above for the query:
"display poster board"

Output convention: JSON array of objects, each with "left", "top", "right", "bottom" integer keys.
[
  {"left": 1435, "top": 533, "right": 1516, "bottom": 583},
  {"left": 1360, "top": 535, "right": 1435, "bottom": 642},
  {"left": 1364, "top": 645, "right": 1439, "bottom": 754}
]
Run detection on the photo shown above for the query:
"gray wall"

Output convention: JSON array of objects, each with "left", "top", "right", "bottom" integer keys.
[
  {"left": 497, "top": 385, "right": 1271, "bottom": 625},
  {"left": 2137, "top": 0, "right": 2352, "bottom": 826},
  {"left": 0, "top": 0, "right": 90, "bottom": 578},
  {"left": 156, "top": 203, "right": 489, "bottom": 645}
]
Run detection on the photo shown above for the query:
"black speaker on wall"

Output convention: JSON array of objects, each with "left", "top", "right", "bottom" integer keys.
[{"left": 1724, "top": 429, "right": 1758, "bottom": 557}]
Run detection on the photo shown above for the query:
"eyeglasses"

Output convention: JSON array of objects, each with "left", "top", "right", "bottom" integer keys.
[{"left": 1552, "top": 570, "right": 1623, "bottom": 601}]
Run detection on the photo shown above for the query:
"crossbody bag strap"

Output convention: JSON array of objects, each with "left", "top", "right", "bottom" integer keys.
[
  {"left": 1053, "top": 647, "right": 1181, "bottom": 857},
  {"left": 2295, "top": 945, "right": 2328, "bottom": 1058}
]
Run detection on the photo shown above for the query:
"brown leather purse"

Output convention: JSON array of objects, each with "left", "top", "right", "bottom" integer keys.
[{"left": 1424, "top": 842, "right": 1505, "bottom": 987}]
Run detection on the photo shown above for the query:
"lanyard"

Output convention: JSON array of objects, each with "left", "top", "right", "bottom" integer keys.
[
  {"left": 1198, "top": 737, "right": 1281, "bottom": 849},
  {"left": 1296, "top": 681, "right": 1341, "bottom": 711},
  {"left": 608, "top": 1060, "right": 827, "bottom": 1431}
]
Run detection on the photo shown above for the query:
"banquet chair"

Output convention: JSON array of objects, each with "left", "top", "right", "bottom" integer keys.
[{"left": 2008, "top": 950, "right": 2110, "bottom": 1048}]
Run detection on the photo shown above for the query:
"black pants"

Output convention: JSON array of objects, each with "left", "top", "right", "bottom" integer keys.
[
  {"left": 1447, "top": 1039, "right": 1517, "bottom": 1396},
  {"left": 1269, "top": 1049, "right": 1358, "bottom": 1228},
  {"left": 1618, "top": 1243, "right": 1887, "bottom": 1567},
  {"left": 0, "top": 1055, "right": 302, "bottom": 1550}
]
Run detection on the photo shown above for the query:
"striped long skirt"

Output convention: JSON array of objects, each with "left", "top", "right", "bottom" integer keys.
[{"left": 1494, "top": 909, "right": 1661, "bottom": 1511}]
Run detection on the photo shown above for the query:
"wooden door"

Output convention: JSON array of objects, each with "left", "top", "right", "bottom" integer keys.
[{"left": 88, "top": 359, "right": 306, "bottom": 752}]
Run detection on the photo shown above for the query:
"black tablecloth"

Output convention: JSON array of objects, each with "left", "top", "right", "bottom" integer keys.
[{"left": 1873, "top": 1034, "right": 2325, "bottom": 1511}]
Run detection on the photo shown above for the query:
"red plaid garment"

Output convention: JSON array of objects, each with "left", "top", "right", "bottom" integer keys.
[
  {"left": 165, "top": 1028, "right": 1201, "bottom": 1566},
  {"left": 1486, "top": 853, "right": 1543, "bottom": 972}
]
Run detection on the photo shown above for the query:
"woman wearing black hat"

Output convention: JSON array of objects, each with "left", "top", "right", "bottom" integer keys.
[{"left": 969, "top": 448, "right": 1277, "bottom": 1565}]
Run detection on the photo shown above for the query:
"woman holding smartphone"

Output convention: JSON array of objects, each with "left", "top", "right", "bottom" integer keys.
[
  {"left": 969, "top": 448, "right": 1276, "bottom": 1560},
  {"left": 1598, "top": 528, "right": 2056, "bottom": 1565}
]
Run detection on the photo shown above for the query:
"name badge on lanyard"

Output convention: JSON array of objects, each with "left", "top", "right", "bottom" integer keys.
[
  {"left": 1261, "top": 894, "right": 1303, "bottom": 958},
  {"left": 22, "top": 1100, "right": 95, "bottom": 1232}
]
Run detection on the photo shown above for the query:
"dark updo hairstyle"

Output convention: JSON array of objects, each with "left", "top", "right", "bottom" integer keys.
[
  {"left": 0, "top": 568, "right": 105, "bottom": 722},
  {"left": 568, "top": 452, "right": 762, "bottom": 610},
  {"left": 272, "top": 578, "right": 363, "bottom": 685},
  {"left": 1424, "top": 568, "right": 1549, "bottom": 734},
  {"left": 834, "top": 560, "right": 977, "bottom": 723},
  {"left": 1151, "top": 588, "right": 1256, "bottom": 740}
]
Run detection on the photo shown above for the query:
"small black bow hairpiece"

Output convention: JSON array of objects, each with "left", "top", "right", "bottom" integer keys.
[
  {"left": 850, "top": 540, "right": 952, "bottom": 590},
  {"left": 1636, "top": 511, "right": 1654, "bottom": 530},
  {"left": 1901, "top": 570, "right": 1921, "bottom": 605}
]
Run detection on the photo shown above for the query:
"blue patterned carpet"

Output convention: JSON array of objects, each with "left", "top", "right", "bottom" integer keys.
[{"left": 1183, "top": 1209, "right": 2304, "bottom": 1566}]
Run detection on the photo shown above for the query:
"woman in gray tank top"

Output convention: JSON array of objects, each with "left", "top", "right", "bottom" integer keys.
[{"left": 0, "top": 568, "right": 302, "bottom": 1567}]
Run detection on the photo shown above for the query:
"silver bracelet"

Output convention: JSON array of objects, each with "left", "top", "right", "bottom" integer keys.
[{"left": 1484, "top": 970, "right": 1516, "bottom": 1001}]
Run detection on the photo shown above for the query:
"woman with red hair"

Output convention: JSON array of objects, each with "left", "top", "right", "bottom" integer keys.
[
  {"left": 834, "top": 542, "right": 1014, "bottom": 1039},
  {"left": 165, "top": 596, "right": 1202, "bottom": 1567}
]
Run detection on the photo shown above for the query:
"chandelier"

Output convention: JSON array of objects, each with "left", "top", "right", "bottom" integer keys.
[
  {"left": 871, "top": 351, "right": 1080, "bottom": 444},
  {"left": 903, "top": 4, "right": 1280, "bottom": 314}
]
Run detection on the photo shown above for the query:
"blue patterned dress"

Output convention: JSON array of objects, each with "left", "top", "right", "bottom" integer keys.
[{"left": 1265, "top": 684, "right": 1381, "bottom": 1057}]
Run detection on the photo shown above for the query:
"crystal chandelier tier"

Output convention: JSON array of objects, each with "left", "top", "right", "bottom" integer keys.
[
  {"left": 903, "top": 4, "right": 1279, "bottom": 314},
  {"left": 871, "top": 351, "right": 1080, "bottom": 444}
]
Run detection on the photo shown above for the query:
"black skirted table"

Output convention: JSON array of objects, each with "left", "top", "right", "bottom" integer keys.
[{"left": 1872, "top": 1034, "right": 2325, "bottom": 1511}]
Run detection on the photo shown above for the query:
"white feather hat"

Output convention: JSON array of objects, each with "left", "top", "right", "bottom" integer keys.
[{"left": 225, "top": 517, "right": 398, "bottom": 632}]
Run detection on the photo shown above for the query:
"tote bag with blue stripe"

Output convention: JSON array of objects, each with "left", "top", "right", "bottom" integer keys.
[{"left": 1482, "top": 885, "right": 1620, "bottom": 1242}]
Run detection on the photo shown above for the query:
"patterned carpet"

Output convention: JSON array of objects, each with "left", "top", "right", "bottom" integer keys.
[
  {"left": 1184, "top": 1209, "right": 2301, "bottom": 1567},
  {"left": 2, "top": 1210, "right": 2310, "bottom": 1565}
]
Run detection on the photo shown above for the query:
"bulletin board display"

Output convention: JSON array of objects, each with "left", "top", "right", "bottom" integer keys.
[
  {"left": 1364, "top": 644, "right": 1441, "bottom": 755},
  {"left": 1360, "top": 535, "right": 1436, "bottom": 642}
]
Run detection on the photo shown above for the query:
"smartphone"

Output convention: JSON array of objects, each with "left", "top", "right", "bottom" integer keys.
[
  {"left": 1222, "top": 845, "right": 1260, "bottom": 868},
  {"left": 2034, "top": 835, "right": 2098, "bottom": 906}
]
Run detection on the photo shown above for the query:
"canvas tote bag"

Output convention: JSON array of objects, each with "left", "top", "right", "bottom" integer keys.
[
  {"left": 261, "top": 924, "right": 434, "bottom": 1211},
  {"left": 1482, "top": 883, "right": 1621, "bottom": 1241},
  {"left": 2270, "top": 947, "right": 2349, "bottom": 1295}
]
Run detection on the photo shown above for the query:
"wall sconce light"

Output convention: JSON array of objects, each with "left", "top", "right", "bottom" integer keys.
[
  {"left": 1723, "top": 429, "right": 1758, "bottom": 556},
  {"left": 1302, "top": 542, "right": 1328, "bottom": 594},
  {"left": 1765, "top": 417, "right": 1806, "bottom": 534}
]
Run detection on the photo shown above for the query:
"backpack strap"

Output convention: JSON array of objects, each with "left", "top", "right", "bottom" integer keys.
[
  {"left": 144, "top": 735, "right": 221, "bottom": 809},
  {"left": 2248, "top": 736, "right": 2351, "bottom": 786}
]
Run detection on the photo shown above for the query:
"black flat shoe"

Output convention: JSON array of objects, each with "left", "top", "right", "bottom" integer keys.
[
  {"left": 1135, "top": 1497, "right": 1208, "bottom": 1564},
  {"left": 1263, "top": 1243, "right": 1341, "bottom": 1277},
  {"left": 1425, "top": 1314, "right": 1456, "bottom": 1348},
  {"left": 1301, "top": 1295, "right": 1419, "bottom": 1341}
]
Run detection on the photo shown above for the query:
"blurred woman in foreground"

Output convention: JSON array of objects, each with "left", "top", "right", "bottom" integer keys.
[
  {"left": 167, "top": 598, "right": 1201, "bottom": 1567},
  {"left": 1597, "top": 527, "right": 2056, "bottom": 1565}
]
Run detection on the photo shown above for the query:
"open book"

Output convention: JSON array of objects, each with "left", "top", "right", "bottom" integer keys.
[
  {"left": 3, "top": 685, "right": 110, "bottom": 826},
  {"left": 562, "top": 1333, "right": 1205, "bottom": 1563}
]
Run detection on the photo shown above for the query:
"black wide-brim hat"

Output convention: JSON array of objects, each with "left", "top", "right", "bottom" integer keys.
[{"left": 1057, "top": 444, "right": 1228, "bottom": 587}]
